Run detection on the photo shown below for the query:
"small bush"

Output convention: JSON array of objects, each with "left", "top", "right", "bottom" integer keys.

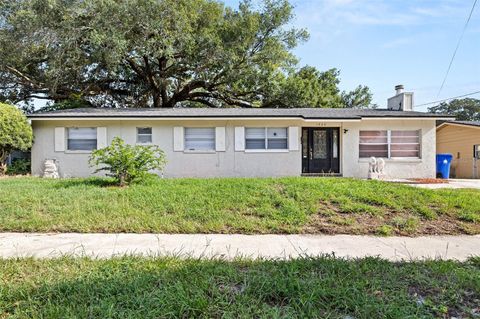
[
  {"left": 0, "top": 103, "right": 33, "bottom": 175},
  {"left": 6, "top": 159, "right": 30, "bottom": 175},
  {"left": 89, "top": 137, "right": 167, "bottom": 186}
]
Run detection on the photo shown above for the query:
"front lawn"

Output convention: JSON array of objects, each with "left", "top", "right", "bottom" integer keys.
[
  {"left": 0, "top": 177, "right": 479, "bottom": 235},
  {"left": 1, "top": 256, "right": 479, "bottom": 318}
]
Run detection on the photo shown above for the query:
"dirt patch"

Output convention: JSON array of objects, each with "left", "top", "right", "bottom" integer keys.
[
  {"left": 304, "top": 208, "right": 383, "bottom": 235},
  {"left": 408, "top": 285, "right": 480, "bottom": 318},
  {"left": 303, "top": 202, "right": 480, "bottom": 236},
  {"left": 407, "top": 178, "right": 449, "bottom": 184}
]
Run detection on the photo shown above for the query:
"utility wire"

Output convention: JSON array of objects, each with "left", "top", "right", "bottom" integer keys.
[
  {"left": 415, "top": 89, "right": 480, "bottom": 107},
  {"left": 437, "top": 0, "right": 478, "bottom": 98}
]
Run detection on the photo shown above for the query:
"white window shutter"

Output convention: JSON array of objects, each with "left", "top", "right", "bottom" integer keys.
[
  {"left": 234, "top": 127, "right": 245, "bottom": 151},
  {"left": 54, "top": 127, "right": 65, "bottom": 152},
  {"left": 215, "top": 127, "right": 226, "bottom": 152},
  {"left": 97, "top": 127, "right": 107, "bottom": 149},
  {"left": 173, "top": 127, "right": 184, "bottom": 151},
  {"left": 288, "top": 127, "right": 300, "bottom": 151}
]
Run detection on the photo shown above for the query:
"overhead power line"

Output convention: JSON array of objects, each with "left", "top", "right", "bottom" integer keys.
[
  {"left": 415, "top": 90, "right": 480, "bottom": 107},
  {"left": 437, "top": 0, "right": 478, "bottom": 97}
]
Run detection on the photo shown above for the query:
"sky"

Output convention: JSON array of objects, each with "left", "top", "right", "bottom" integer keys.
[{"left": 223, "top": 0, "right": 480, "bottom": 111}]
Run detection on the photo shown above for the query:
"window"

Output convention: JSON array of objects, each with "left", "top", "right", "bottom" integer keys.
[
  {"left": 359, "top": 131, "right": 388, "bottom": 158},
  {"left": 137, "top": 127, "right": 152, "bottom": 144},
  {"left": 332, "top": 129, "right": 339, "bottom": 159},
  {"left": 245, "top": 127, "right": 288, "bottom": 150},
  {"left": 359, "top": 130, "right": 420, "bottom": 158},
  {"left": 67, "top": 127, "right": 97, "bottom": 151},
  {"left": 184, "top": 127, "right": 215, "bottom": 151},
  {"left": 390, "top": 130, "right": 420, "bottom": 158}
]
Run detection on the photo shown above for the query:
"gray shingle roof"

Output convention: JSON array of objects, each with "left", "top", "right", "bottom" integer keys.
[
  {"left": 448, "top": 121, "right": 480, "bottom": 127},
  {"left": 28, "top": 107, "right": 453, "bottom": 119}
]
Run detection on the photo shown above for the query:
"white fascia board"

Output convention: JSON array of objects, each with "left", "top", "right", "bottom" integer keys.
[
  {"left": 29, "top": 117, "right": 362, "bottom": 122},
  {"left": 31, "top": 116, "right": 452, "bottom": 122},
  {"left": 302, "top": 119, "right": 360, "bottom": 122},
  {"left": 361, "top": 117, "right": 455, "bottom": 121}
]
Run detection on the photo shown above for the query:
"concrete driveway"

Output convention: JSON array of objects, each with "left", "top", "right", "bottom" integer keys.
[{"left": 410, "top": 179, "right": 480, "bottom": 189}]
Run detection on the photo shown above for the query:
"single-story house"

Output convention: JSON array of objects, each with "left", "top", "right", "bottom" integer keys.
[
  {"left": 436, "top": 121, "right": 480, "bottom": 178},
  {"left": 28, "top": 87, "right": 453, "bottom": 179}
]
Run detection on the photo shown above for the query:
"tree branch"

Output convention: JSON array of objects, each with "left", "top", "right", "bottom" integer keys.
[
  {"left": 5, "top": 66, "right": 44, "bottom": 88},
  {"left": 187, "top": 98, "right": 217, "bottom": 108}
]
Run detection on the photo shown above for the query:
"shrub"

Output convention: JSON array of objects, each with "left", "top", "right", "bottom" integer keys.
[
  {"left": 89, "top": 137, "right": 167, "bottom": 186},
  {"left": 6, "top": 158, "right": 31, "bottom": 175},
  {"left": 0, "top": 103, "right": 33, "bottom": 175}
]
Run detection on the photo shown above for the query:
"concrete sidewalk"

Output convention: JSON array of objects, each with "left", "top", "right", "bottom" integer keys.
[{"left": 1, "top": 233, "right": 479, "bottom": 261}]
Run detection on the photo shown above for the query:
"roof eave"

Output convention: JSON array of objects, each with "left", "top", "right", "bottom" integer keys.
[
  {"left": 437, "top": 121, "right": 480, "bottom": 130},
  {"left": 28, "top": 116, "right": 450, "bottom": 122},
  {"left": 28, "top": 115, "right": 362, "bottom": 121}
]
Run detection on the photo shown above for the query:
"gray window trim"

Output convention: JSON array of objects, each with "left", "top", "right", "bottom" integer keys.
[
  {"left": 245, "top": 127, "right": 288, "bottom": 150},
  {"left": 66, "top": 127, "right": 97, "bottom": 151},
  {"left": 184, "top": 127, "right": 216, "bottom": 151},
  {"left": 136, "top": 127, "right": 153, "bottom": 144}
]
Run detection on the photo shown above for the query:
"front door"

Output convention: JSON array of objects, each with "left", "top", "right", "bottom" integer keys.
[{"left": 302, "top": 128, "right": 340, "bottom": 174}]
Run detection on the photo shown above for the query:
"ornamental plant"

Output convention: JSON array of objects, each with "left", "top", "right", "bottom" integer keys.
[
  {"left": 0, "top": 103, "right": 33, "bottom": 175},
  {"left": 89, "top": 137, "right": 167, "bottom": 186}
]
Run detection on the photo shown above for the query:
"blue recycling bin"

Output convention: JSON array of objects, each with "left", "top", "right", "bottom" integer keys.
[{"left": 436, "top": 154, "right": 453, "bottom": 179}]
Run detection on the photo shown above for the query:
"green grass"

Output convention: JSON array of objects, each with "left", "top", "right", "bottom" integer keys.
[
  {"left": 0, "top": 176, "right": 479, "bottom": 234},
  {"left": 0, "top": 256, "right": 479, "bottom": 318}
]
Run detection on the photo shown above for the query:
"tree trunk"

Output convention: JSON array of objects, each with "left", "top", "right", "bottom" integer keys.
[
  {"left": 119, "top": 173, "right": 126, "bottom": 187},
  {"left": 152, "top": 90, "right": 162, "bottom": 108},
  {"left": 0, "top": 149, "right": 9, "bottom": 176}
]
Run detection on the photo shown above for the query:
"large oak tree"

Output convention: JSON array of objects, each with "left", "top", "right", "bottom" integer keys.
[
  {"left": 1, "top": 0, "right": 374, "bottom": 109},
  {"left": 428, "top": 98, "right": 480, "bottom": 121}
]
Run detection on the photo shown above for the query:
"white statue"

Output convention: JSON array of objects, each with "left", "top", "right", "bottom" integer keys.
[
  {"left": 376, "top": 158, "right": 385, "bottom": 174},
  {"left": 368, "top": 157, "right": 386, "bottom": 180},
  {"left": 43, "top": 159, "right": 59, "bottom": 178},
  {"left": 368, "top": 157, "right": 377, "bottom": 173}
]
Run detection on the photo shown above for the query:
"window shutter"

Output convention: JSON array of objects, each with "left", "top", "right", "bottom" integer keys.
[
  {"left": 288, "top": 127, "right": 300, "bottom": 151},
  {"left": 97, "top": 127, "right": 107, "bottom": 149},
  {"left": 54, "top": 127, "right": 65, "bottom": 152},
  {"left": 234, "top": 127, "right": 245, "bottom": 151},
  {"left": 215, "top": 127, "right": 226, "bottom": 152},
  {"left": 173, "top": 127, "right": 184, "bottom": 151}
]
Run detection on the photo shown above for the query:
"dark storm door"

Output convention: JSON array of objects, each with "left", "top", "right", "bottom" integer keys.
[{"left": 302, "top": 128, "right": 340, "bottom": 173}]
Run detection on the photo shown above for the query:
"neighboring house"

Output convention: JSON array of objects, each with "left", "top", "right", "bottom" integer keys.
[
  {"left": 28, "top": 87, "right": 452, "bottom": 179},
  {"left": 436, "top": 121, "right": 480, "bottom": 178}
]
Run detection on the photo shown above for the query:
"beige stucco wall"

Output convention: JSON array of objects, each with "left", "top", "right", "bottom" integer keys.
[
  {"left": 437, "top": 124, "right": 480, "bottom": 178},
  {"left": 31, "top": 119, "right": 303, "bottom": 178},
  {"left": 31, "top": 118, "right": 437, "bottom": 179},
  {"left": 341, "top": 119, "right": 437, "bottom": 179}
]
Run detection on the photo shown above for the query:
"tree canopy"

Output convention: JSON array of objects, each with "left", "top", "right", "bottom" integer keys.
[
  {"left": 1, "top": 0, "right": 374, "bottom": 109},
  {"left": 0, "top": 103, "right": 33, "bottom": 174},
  {"left": 428, "top": 98, "right": 480, "bottom": 121}
]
